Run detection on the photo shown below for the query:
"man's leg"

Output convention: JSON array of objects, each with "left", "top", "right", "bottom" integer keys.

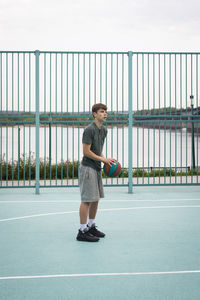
[
  {"left": 89, "top": 201, "right": 98, "bottom": 219},
  {"left": 77, "top": 201, "right": 99, "bottom": 242},
  {"left": 79, "top": 202, "right": 89, "bottom": 231},
  {"left": 87, "top": 201, "right": 105, "bottom": 238}
]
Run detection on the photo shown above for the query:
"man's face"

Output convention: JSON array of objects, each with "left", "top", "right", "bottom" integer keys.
[{"left": 94, "top": 109, "right": 107, "bottom": 122}]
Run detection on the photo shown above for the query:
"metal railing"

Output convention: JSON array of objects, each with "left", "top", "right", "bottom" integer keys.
[{"left": 0, "top": 51, "right": 199, "bottom": 193}]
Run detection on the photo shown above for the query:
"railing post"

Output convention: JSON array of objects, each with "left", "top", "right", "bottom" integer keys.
[
  {"left": 128, "top": 51, "right": 133, "bottom": 193},
  {"left": 35, "top": 50, "right": 40, "bottom": 194}
]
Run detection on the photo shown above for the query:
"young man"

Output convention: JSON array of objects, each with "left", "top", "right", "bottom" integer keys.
[{"left": 76, "top": 103, "right": 116, "bottom": 242}]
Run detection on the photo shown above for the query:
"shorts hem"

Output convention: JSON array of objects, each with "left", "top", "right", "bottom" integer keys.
[{"left": 81, "top": 198, "right": 100, "bottom": 203}]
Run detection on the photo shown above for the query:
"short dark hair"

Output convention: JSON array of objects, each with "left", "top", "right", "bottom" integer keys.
[{"left": 92, "top": 103, "right": 107, "bottom": 116}]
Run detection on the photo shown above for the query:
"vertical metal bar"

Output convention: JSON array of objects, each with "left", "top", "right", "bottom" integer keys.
[
  {"left": 159, "top": 123, "right": 161, "bottom": 184},
  {"left": 55, "top": 132, "right": 57, "bottom": 186},
  {"left": 116, "top": 54, "right": 119, "bottom": 184},
  {"left": 196, "top": 54, "right": 198, "bottom": 183},
  {"left": 78, "top": 125, "right": 80, "bottom": 186},
  {"left": 12, "top": 54, "right": 14, "bottom": 185},
  {"left": 153, "top": 54, "right": 155, "bottom": 183},
  {"left": 23, "top": 124, "right": 25, "bottom": 185},
  {"left": 0, "top": 128, "right": 1, "bottom": 185},
  {"left": 78, "top": 54, "right": 80, "bottom": 113},
  {"left": 0, "top": 53, "right": 1, "bottom": 112},
  {"left": 29, "top": 54, "right": 31, "bottom": 185},
  {"left": 111, "top": 54, "right": 113, "bottom": 111},
  {"left": 128, "top": 51, "right": 133, "bottom": 193},
  {"left": 186, "top": 55, "right": 188, "bottom": 183},
  {"left": 164, "top": 54, "right": 166, "bottom": 183},
  {"left": 23, "top": 53, "right": 25, "bottom": 110},
  {"left": 175, "top": 54, "right": 177, "bottom": 184},
  {"left": 72, "top": 54, "right": 74, "bottom": 113},
  {"left": 18, "top": 54, "right": 20, "bottom": 185},
  {"left": 67, "top": 125, "right": 68, "bottom": 185},
  {"left": 72, "top": 54, "right": 74, "bottom": 184},
  {"left": 29, "top": 126, "right": 31, "bottom": 185},
  {"left": 180, "top": 54, "right": 182, "bottom": 183},
  {"left": 6, "top": 53, "right": 8, "bottom": 112},
  {"left": 0, "top": 53, "right": 2, "bottom": 185},
  {"left": 169, "top": 54, "right": 172, "bottom": 183},
  {"left": 122, "top": 54, "right": 124, "bottom": 185},
  {"left": 170, "top": 121, "right": 172, "bottom": 184},
  {"left": 72, "top": 122, "right": 74, "bottom": 185},
  {"left": 61, "top": 53, "right": 63, "bottom": 184},
  {"left": 105, "top": 54, "right": 107, "bottom": 106},
  {"left": 61, "top": 53, "right": 63, "bottom": 114},
  {"left": 66, "top": 54, "right": 68, "bottom": 113},
  {"left": 23, "top": 54, "right": 25, "bottom": 185},
  {"left": 100, "top": 53, "right": 102, "bottom": 102},
  {"left": 49, "top": 125, "right": 51, "bottom": 186},
  {"left": 18, "top": 127, "right": 20, "bottom": 185},
  {"left": 158, "top": 54, "right": 161, "bottom": 183},
  {"left": 117, "top": 54, "right": 118, "bottom": 113},
  {"left": 50, "top": 54, "right": 52, "bottom": 184},
  {"left": 111, "top": 54, "right": 113, "bottom": 186},
  {"left": 44, "top": 125, "right": 46, "bottom": 185},
  {"left": 105, "top": 54, "right": 108, "bottom": 185},
  {"left": 6, "top": 125, "right": 8, "bottom": 186},
  {"left": 94, "top": 54, "right": 96, "bottom": 104},
  {"left": 44, "top": 54, "right": 46, "bottom": 112},
  {"left": 35, "top": 50, "right": 40, "bottom": 194},
  {"left": 44, "top": 54, "right": 46, "bottom": 184},
  {"left": 18, "top": 53, "right": 19, "bottom": 113},
  {"left": 137, "top": 54, "right": 139, "bottom": 183},
  {"left": 191, "top": 54, "right": 194, "bottom": 182},
  {"left": 89, "top": 54, "right": 91, "bottom": 110},
  {"left": 83, "top": 53, "right": 85, "bottom": 111},
  {"left": 142, "top": 54, "right": 144, "bottom": 183},
  {"left": 54, "top": 53, "right": 57, "bottom": 113},
  {"left": 148, "top": 54, "right": 150, "bottom": 184},
  {"left": 55, "top": 54, "right": 58, "bottom": 185},
  {"left": 159, "top": 54, "right": 160, "bottom": 113}
]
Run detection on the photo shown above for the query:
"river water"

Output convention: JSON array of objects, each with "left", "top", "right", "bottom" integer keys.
[{"left": 1, "top": 125, "right": 200, "bottom": 169}]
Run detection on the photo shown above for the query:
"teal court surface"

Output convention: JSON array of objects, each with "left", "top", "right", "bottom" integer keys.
[{"left": 0, "top": 186, "right": 200, "bottom": 300}]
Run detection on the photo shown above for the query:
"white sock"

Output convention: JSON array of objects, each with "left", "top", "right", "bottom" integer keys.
[
  {"left": 80, "top": 224, "right": 87, "bottom": 232},
  {"left": 88, "top": 219, "right": 95, "bottom": 227}
]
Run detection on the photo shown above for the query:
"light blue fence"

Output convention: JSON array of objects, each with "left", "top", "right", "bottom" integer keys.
[{"left": 0, "top": 51, "right": 200, "bottom": 194}]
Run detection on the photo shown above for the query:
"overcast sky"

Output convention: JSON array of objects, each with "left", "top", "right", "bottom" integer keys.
[{"left": 0, "top": 0, "right": 200, "bottom": 52}]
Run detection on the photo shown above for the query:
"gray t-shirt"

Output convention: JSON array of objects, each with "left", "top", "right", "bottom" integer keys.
[{"left": 81, "top": 122, "right": 107, "bottom": 171}]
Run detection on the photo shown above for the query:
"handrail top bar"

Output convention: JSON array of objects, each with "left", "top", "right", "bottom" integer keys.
[
  {"left": 0, "top": 51, "right": 35, "bottom": 54},
  {"left": 1, "top": 50, "right": 200, "bottom": 55}
]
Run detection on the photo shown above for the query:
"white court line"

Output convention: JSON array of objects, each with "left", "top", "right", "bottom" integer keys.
[
  {"left": 0, "top": 270, "right": 200, "bottom": 280},
  {"left": 1, "top": 205, "right": 200, "bottom": 223},
  {"left": 0, "top": 199, "right": 200, "bottom": 203}
]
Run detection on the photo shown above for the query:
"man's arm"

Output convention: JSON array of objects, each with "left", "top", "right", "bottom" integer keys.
[
  {"left": 83, "top": 144, "right": 104, "bottom": 162},
  {"left": 83, "top": 144, "right": 116, "bottom": 165}
]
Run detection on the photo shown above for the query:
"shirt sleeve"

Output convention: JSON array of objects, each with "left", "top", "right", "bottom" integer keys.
[
  {"left": 82, "top": 127, "right": 94, "bottom": 145},
  {"left": 105, "top": 127, "right": 108, "bottom": 137}
]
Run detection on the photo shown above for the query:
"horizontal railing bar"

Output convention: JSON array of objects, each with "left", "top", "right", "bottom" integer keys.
[
  {"left": 132, "top": 52, "right": 200, "bottom": 55},
  {"left": 0, "top": 51, "right": 35, "bottom": 54},
  {"left": 0, "top": 120, "right": 200, "bottom": 125},
  {"left": 133, "top": 119, "right": 200, "bottom": 123},
  {"left": 1, "top": 51, "right": 200, "bottom": 55},
  {"left": 1, "top": 183, "right": 200, "bottom": 188},
  {"left": 0, "top": 114, "right": 199, "bottom": 119}
]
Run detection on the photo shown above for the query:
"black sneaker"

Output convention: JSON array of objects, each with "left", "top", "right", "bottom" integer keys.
[
  {"left": 76, "top": 228, "right": 99, "bottom": 242},
  {"left": 87, "top": 224, "right": 105, "bottom": 238}
]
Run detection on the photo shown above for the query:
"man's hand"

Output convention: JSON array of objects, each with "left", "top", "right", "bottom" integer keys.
[{"left": 102, "top": 157, "right": 117, "bottom": 166}]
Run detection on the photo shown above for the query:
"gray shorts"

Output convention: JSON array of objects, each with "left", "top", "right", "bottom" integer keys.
[{"left": 79, "top": 164, "right": 104, "bottom": 202}]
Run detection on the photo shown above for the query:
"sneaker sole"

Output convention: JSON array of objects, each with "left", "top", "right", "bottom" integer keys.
[{"left": 76, "top": 237, "right": 99, "bottom": 242}]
